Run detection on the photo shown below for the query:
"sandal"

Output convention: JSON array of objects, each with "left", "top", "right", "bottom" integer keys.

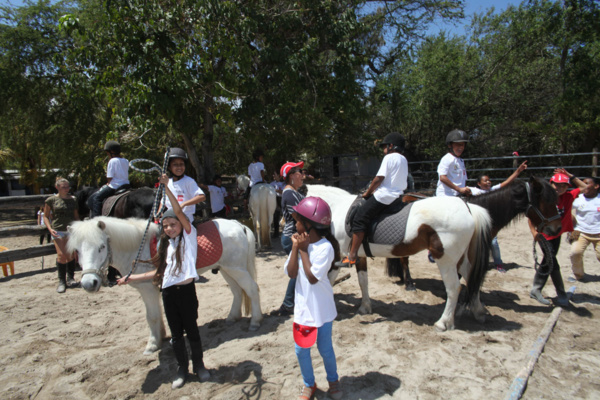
[
  {"left": 298, "top": 384, "right": 317, "bottom": 400},
  {"left": 335, "top": 257, "right": 357, "bottom": 268}
]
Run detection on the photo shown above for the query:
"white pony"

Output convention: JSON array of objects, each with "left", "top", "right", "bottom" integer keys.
[
  {"left": 67, "top": 216, "right": 263, "bottom": 354},
  {"left": 307, "top": 184, "right": 492, "bottom": 332},
  {"left": 237, "top": 175, "right": 277, "bottom": 250}
]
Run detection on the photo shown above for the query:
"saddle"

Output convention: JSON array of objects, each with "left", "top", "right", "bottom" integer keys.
[
  {"left": 101, "top": 188, "right": 131, "bottom": 216},
  {"left": 345, "top": 195, "right": 413, "bottom": 258}
]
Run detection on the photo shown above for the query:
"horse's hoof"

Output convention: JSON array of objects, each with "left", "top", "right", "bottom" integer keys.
[
  {"left": 143, "top": 346, "right": 158, "bottom": 355},
  {"left": 405, "top": 284, "right": 416, "bottom": 292},
  {"left": 473, "top": 312, "right": 487, "bottom": 324},
  {"left": 248, "top": 324, "right": 260, "bottom": 331},
  {"left": 357, "top": 306, "right": 372, "bottom": 315}
]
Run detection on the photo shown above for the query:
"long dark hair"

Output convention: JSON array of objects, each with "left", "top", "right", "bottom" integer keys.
[
  {"left": 298, "top": 214, "right": 341, "bottom": 271},
  {"left": 151, "top": 225, "right": 186, "bottom": 286}
]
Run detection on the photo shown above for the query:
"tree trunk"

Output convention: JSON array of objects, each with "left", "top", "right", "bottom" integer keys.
[
  {"left": 180, "top": 122, "right": 204, "bottom": 182},
  {"left": 202, "top": 94, "right": 215, "bottom": 184}
]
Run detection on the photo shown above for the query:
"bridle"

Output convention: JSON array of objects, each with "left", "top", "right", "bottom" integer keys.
[
  {"left": 524, "top": 182, "right": 560, "bottom": 233},
  {"left": 81, "top": 237, "right": 113, "bottom": 287}
]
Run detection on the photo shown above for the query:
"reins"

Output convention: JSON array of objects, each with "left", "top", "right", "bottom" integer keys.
[{"left": 125, "top": 148, "right": 171, "bottom": 282}]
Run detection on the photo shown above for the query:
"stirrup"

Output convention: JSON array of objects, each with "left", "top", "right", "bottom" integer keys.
[{"left": 334, "top": 257, "right": 356, "bottom": 268}]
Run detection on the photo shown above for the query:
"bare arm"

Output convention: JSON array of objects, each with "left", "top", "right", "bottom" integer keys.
[
  {"left": 43, "top": 203, "right": 57, "bottom": 237},
  {"left": 160, "top": 174, "right": 192, "bottom": 233},
  {"left": 555, "top": 168, "right": 585, "bottom": 190},
  {"left": 363, "top": 176, "right": 384, "bottom": 198},
  {"left": 440, "top": 175, "right": 472, "bottom": 196},
  {"left": 499, "top": 161, "right": 528, "bottom": 188},
  {"left": 117, "top": 269, "right": 156, "bottom": 285},
  {"left": 180, "top": 194, "right": 206, "bottom": 208}
]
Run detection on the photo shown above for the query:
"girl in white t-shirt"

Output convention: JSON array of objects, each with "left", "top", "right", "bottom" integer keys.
[
  {"left": 163, "top": 147, "right": 206, "bottom": 223},
  {"left": 284, "top": 196, "right": 342, "bottom": 400},
  {"left": 118, "top": 174, "right": 209, "bottom": 389}
]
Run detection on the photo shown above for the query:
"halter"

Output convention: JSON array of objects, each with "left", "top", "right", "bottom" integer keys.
[
  {"left": 81, "top": 237, "right": 113, "bottom": 286},
  {"left": 524, "top": 182, "right": 561, "bottom": 233}
]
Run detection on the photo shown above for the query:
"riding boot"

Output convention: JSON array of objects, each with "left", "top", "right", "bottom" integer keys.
[
  {"left": 171, "top": 339, "right": 189, "bottom": 389},
  {"left": 56, "top": 262, "right": 67, "bottom": 293},
  {"left": 66, "top": 260, "right": 78, "bottom": 287},
  {"left": 550, "top": 266, "right": 569, "bottom": 307},
  {"left": 189, "top": 339, "right": 210, "bottom": 382},
  {"left": 530, "top": 271, "right": 551, "bottom": 305}
]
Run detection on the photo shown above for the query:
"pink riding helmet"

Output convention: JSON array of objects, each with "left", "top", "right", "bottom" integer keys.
[{"left": 292, "top": 196, "right": 332, "bottom": 228}]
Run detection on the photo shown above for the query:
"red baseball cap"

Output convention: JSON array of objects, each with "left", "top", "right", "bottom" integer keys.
[
  {"left": 550, "top": 173, "right": 571, "bottom": 186},
  {"left": 293, "top": 322, "right": 317, "bottom": 348},
  {"left": 280, "top": 161, "right": 304, "bottom": 178}
]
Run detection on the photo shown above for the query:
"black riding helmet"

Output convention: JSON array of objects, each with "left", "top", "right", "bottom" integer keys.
[
  {"left": 104, "top": 140, "right": 121, "bottom": 154},
  {"left": 445, "top": 129, "right": 469, "bottom": 145},
  {"left": 380, "top": 132, "right": 406, "bottom": 153},
  {"left": 168, "top": 147, "right": 188, "bottom": 161},
  {"left": 252, "top": 148, "right": 264, "bottom": 161}
]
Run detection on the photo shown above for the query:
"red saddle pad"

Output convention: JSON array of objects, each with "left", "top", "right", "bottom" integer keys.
[{"left": 195, "top": 220, "right": 223, "bottom": 269}]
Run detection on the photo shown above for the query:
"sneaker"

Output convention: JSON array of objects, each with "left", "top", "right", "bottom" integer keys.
[
  {"left": 328, "top": 380, "right": 343, "bottom": 400},
  {"left": 495, "top": 264, "right": 506, "bottom": 273},
  {"left": 298, "top": 384, "right": 317, "bottom": 400},
  {"left": 270, "top": 305, "right": 293, "bottom": 317},
  {"left": 428, "top": 253, "right": 435, "bottom": 263}
]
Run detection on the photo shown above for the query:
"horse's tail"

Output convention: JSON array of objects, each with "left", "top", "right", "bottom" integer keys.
[
  {"left": 466, "top": 204, "right": 492, "bottom": 302},
  {"left": 386, "top": 258, "right": 403, "bottom": 278},
  {"left": 242, "top": 224, "right": 257, "bottom": 316}
]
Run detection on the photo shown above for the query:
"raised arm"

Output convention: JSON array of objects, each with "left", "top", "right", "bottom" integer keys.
[
  {"left": 159, "top": 174, "right": 192, "bottom": 233},
  {"left": 554, "top": 168, "right": 585, "bottom": 190},
  {"left": 499, "top": 161, "right": 528, "bottom": 188}
]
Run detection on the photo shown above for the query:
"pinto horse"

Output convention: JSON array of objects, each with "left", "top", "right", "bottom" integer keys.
[
  {"left": 67, "top": 217, "right": 263, "bottom": 354},
  {"left": 307, "top": 184, "right": 492, "bottom": 332},
  {"left": 237, "top": 176, "right": 277, "bottom": 250}
]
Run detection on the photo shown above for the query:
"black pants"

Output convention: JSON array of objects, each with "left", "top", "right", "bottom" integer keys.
[
  {"left": 212, "top": 208, "right": 227, "bottom": 219},
  {"left": 352, "top": 196, "right": 389, "bottom": 233},
  {"left": 244, "top": 181, "right": 263, "bottom": 200},
  {"left": 162, "top": 281, "right": 200, "bottom": 342},
  {"left": 536, "top": 236, "right": 565, "bottom": 292},
  {"left": 90, "top": 185, "right": 116, "bottom": 217}
]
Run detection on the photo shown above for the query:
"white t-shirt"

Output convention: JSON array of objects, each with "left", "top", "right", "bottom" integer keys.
[
  {"left": 469, "top": 183, "right": 501, "bottom": 196},
  {"left": 164, "top": 175, "right": 204, "bottom": 222},
  {"left": 573, "top": 194, "right": 600, "bottom": 235},
  {"left": 284, "top": 238, "right": 337, "bottom": 328},
  {"left": 162, "top": 224, "right": 199, "bottom": 289},
  {"left": 107, "top": 157, "right": 130, "bottom": 189},
  {"left": 373, "top": 152, "right": 408, "bottom": 205},
  {"left": 207, "top": 185, "right": 227, "bottom": 213},
  {"left": 436, "top": 153, "right": 467, "bottom": 197},
  {"left": 248, "top": 162, "right": 265, "bottom": 186}
]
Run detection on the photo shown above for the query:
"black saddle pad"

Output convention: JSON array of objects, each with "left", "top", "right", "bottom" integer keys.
[{"left": 345, "top": 196, "right": 413, "bottom": 245}]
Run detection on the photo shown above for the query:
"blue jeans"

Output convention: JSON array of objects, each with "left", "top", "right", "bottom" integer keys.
[
  {"left": 295, "top": 321, "right": 338, "bottom": 387},
  {"left": 281, "top": 234, "right": 296, "bottom": 308},
  {"left": 491, "top": 236, "right": 503, "bottom": 265},
  {"left": 90, "top": 185, "right": 115, "bottom": 217}
]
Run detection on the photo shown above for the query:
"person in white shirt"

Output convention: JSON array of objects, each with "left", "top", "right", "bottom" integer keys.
[
  {"left": 199, "top": 174, "right": 229, "bottom": 218},
  {"left": 569, "top": 177, "right": 600, "bottom": 281},
  {"left": 118, "top": 174, "right": 210, "bottom": 389},
  {"left": 436, "top": 129, "right": 471, "bottom": 197},
  {"left": 467, "top": 161, "right": 528, "bottom": 272},
  {"left": 342, "top": 133, "right": 408, "bottom": 265},
  {"left": 162, "top": 148, "right": 206, "bottom": 223},
  {"left": 244, "top": 148, "right": 265, "bottom": 209},
  {"left": 284, "top": 196, "right": 342, "bottom": 400},
  {"left": 90, "top": 140, "right": 130, "bottom": 217}
]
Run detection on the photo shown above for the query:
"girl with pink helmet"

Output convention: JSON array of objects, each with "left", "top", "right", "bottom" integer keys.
[{"left": 284, "top": 196, "right": 343, "bottom": 400}]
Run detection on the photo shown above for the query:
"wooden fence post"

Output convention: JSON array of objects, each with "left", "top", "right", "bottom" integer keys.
[{"left": 593, "top": 147, "right": 598, "bottom": 177}]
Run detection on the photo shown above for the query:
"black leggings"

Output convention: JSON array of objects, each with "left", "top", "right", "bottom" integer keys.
[
  {"left": 162, "top": 281, "right": 200, "bottom": 342},
  {"left": 352, "top": 196, "right": 389, "bottom": 233}
]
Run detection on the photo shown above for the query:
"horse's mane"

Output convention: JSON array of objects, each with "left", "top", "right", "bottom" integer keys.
[
  {"left": 67, "top": 217, "right": 159, "bottom": 253},
  {"left": 306, "top": 184, "right": 353, "bottom": 200},
  {"left": 467, "top": 177, "right": 557, "bottom": 230}
]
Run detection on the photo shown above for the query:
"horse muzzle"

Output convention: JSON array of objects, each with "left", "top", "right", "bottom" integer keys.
[{"left": 80, "top": 273, "right": 103, "bottom": 292}]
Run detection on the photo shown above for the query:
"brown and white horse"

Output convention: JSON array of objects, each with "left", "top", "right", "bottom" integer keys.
[{"left": 307, "top": 184, "right": 493, "bottom": 332}]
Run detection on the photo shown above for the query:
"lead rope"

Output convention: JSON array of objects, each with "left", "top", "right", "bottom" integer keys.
[{"left": 125, "top": 147, "right": 170, "bottom": 282}]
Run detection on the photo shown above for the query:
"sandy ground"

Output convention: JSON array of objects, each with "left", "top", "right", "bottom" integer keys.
[{"left": 0, "top": 218, "right": 599, "bottom": 400}]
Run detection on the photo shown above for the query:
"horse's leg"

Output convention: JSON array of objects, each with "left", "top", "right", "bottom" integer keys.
[
  {"left": 401, "top": 257, "right": 416, "bottom": 291},
  {"left": 218, "top": 269, "right": 244, "bottom": 324},
  {"left": 221, "top": 267, "right": 263, "bottom": 331},
  {"left": 356, "top": 257, "right": 372, "bottom": 314},
  {"left": 457, "top": 253, "right": 488, "bottom": 323},
  {"left": 434, "top": 260, "right": 461, "bottom": 332},
  {"left": 134, "top": 282, "right": 166, "bottom": 354}
]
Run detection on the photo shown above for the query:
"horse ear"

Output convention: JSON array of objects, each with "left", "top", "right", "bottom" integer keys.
[
  {"left": 529, "top": 175, "right": 543, "bottom": 192},
  {"left": 97, "top": 220, "right": 106, "bottom": 230}
]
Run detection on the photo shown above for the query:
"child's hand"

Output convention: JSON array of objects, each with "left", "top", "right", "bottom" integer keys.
[
  {"left": 517, "top": 161, "right": 528, "bottom": 173},
  {"left": 295, "top": 232, "right": 310, "bottom": 251},
  {"left": 116, "top": 276, "right": 129, "bottom": 286},
  {"left": 159, "top": 174, "right": 170, "bottom": 186},
  {"left": 554, "top": 168, "right": 571, "bottom": 178},
  {"left": 458, "top": 187, "right": 472, "bottom": 196}
]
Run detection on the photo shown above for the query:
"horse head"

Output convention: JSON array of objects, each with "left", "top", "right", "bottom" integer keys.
[
  {"left": 525, "top": 176, "right": 561, "bottom": 237},
  {"left": 67, "top": 219, "right": 113, "bottom": 292},
  {"left": 236, "top": 174, "right": 250, "bottom": 193}
]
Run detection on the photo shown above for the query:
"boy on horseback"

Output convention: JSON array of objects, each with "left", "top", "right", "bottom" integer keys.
[
  {"left": 90, "top": 140, "right": 130, "bottom": 217},
  {"left": 342, "top": 133, "right": 408, "bottom": 265},
  {"left": 436, "top": 129, "right": 471, "bottom": 197}
]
